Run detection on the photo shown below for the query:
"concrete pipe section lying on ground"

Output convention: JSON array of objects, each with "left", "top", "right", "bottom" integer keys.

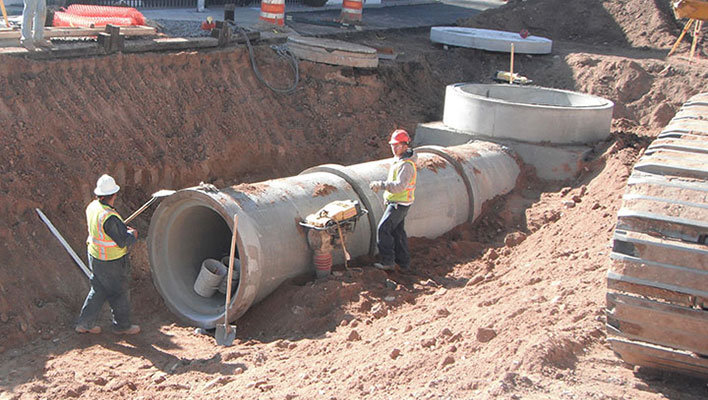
[
  {"left": 147, "top": 142, "right": 520, "bottom": 328},
  {"left": 443, "top": 83, "right": 614, "bottom": 144}
]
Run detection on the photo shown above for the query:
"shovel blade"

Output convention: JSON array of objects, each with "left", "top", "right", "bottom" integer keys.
[
  {"left": 152, "top": 189, "right": 176, "bottom": 198},
  {"left": 215, "top": 323, "right": 237, "bottom": 346}
]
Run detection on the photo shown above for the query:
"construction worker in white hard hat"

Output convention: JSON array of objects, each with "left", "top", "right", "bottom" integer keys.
[
  {"left": 369, "top": 129, "right": 417, "bottom": 272},
  {"left": 76, "top": 174, "right": 140, "bottom": 335}
]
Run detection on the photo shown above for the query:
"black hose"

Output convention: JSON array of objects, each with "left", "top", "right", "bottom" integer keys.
[{"left": 234, "top": 25, "right": 299, "bottom": 94}]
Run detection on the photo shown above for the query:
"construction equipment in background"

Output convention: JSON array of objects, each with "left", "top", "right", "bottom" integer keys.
[
  {"left": 669, "top": 0, "right": 707, "bottom": 59},
  {"left": 606, "top": 92, "right": 708, "bottom": 378}
]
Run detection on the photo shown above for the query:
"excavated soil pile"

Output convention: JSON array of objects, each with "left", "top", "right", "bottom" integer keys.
[
  {"left": 1, "top": 0, "right": 707, "bottom": 398},
  {"left": 459, "top": 0, "right": 682, "bottom": 49}
]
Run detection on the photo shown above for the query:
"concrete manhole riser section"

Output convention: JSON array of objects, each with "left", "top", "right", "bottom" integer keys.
[
  {"left": 430, "top": 27, "right": 553, "bottom": 54},
  {"left": 147, "top": 142, "right": 520, "bottom": 328},
  {"left": 443, "top": 83, "right": 614, "bottom": 145}
]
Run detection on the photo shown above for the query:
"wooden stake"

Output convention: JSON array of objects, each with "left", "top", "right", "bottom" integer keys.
[
  {"left": 509, "top": 43, "right": 515, "bottom": 84},
  {"left": 0, "top": 0, "right": 10, "bottom": 30},
  {"left": 689, "top": 20, "right": 703, "bottom": 60},
  {"left": 668, "top": 19, "right": 695, "bottom": 57}
]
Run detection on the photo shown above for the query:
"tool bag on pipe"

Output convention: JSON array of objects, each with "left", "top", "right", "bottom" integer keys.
[{"left": 305, "top": 200, "right": 361, "bottom": 228}]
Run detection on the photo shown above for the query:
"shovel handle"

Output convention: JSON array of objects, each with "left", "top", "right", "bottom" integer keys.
[
  {"left": 224, "top": 214, "right": 239, "bottom": 328},
  {"left": 124, "top": 197, "right": 157, "bottom": 224}
]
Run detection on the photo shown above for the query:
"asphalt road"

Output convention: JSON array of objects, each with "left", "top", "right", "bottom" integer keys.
[{"left": 286, "top": 3, "right": 483, "bottom": 35}]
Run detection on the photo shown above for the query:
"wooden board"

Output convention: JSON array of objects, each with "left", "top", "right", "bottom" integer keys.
[
  {"left": 0, "top": 32, "right": 261, "bottom": 59},
  {"left": 123, "top": 37, "right": 219, "bottom": 53},
  {"left": 0, "top": 25, "right": 156, "bottom": 40}
]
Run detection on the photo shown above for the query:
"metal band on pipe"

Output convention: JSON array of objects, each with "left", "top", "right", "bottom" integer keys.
[
  {"left": 300, "top": 164, "right": 380, "bottom": 256},
  {"left": 415, "top": 146, "right": 476, "bottom": 223}
]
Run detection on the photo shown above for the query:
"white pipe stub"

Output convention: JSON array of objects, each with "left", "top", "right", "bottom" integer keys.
[{"left": 430, "top": 27, "right": 552, "bottom": 54}]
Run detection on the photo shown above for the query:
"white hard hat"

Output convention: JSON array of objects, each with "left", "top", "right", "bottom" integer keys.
[{"left": 94, "top": 174, "right": 120, "bottom": 196}]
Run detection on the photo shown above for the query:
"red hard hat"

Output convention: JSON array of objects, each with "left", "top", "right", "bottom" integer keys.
[{"left": 388, "top": 129, "right": 411, "bottom": 145}]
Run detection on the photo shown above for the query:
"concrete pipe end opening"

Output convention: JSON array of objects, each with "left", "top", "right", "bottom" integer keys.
[
  {"left": 147, "top": 189, "right": 255, "bottom": 329},
  {"left": 443, "top": 83, "right": 614, "bottom": 144}
]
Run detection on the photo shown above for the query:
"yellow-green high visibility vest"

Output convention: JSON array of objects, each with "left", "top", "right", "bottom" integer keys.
[
  {"left": 384, "top": 159, "right": 417, "bottom": 203},
  {"left": 86, "top": 199, "right": 128, "bottom": 261}
]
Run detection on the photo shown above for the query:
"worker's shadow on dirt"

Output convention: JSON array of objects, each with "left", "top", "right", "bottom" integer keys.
[{"left": 98, "top": 333, "right": 243, "bottom": 375}]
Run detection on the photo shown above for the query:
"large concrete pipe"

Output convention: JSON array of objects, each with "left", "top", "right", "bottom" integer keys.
[{"left": 147, "top": 142, "right": 520, "bottom": 328}]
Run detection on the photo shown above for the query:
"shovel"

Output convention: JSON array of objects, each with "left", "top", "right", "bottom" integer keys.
[
  {"left": 216, "top": 214, "right": 239, "bottom": 346},
  {"left": 124, "top": 189, "right": 176, "bottom": 224}
]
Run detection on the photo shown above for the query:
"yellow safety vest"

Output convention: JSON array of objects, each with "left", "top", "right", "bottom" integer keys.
[
  {"left": 384, "top": 159, "right": 417, "bottom": 203},
  {"left": 86, "top": 200, "right": 128, "bottom": 261}
]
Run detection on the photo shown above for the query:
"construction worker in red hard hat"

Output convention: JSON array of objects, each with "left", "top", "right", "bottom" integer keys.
[
  {"left": 76, "top": 174, "right": 140, "bottom": 335},
  {"left": 369, "top": 129, "right": 417, "bottom": 271}
]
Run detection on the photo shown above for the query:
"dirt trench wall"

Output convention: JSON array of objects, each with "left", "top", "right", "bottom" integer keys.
[
  {"left": 1, "top": 26, "right": 704, "bottom": 350},
  {"left": 0, "top": 47, "right": 451, "bottom": 350}
]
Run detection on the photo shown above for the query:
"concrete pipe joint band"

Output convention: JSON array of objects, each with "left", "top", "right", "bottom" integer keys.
[{"left": 147, "top": 142, "right": 520, "bottom": 328}]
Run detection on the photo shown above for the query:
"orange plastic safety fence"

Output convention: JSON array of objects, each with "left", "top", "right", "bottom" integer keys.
[
  {"left": 65, "top": 5, "right": 146, "bottom": 26},
  {"left": 52, "top": 12, "right": 136, "bottom": 28}
]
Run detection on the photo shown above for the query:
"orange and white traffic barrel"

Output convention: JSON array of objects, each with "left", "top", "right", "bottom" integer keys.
[
  {"left": 259, "top": 0, "right": 285, "bottom": 26},
  {"left": 340, "top": 0, "right": 363, "bottom": 22}
]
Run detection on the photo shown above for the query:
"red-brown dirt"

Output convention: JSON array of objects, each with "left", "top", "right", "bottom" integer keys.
[{"left": 1, "top": 0, "right": 707, "bottom": 398}]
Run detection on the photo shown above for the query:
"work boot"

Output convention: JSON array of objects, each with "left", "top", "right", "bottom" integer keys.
[
  {"left": 114, "top": 325, "right": 141, "bottom": 335},
  {"left": 20, "top": 39, "right": 35, "bottom": 51},
  {"left": 373, "top": 262, "right": 395, "bottom": 271},
  {"left": 35, "top": 39, "right": 52, "bottom": 49},
  {"left": 75, "top": 325, "right": 102, "bottom": 334}
]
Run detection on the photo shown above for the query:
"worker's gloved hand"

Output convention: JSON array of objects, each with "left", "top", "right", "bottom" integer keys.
[
  {"left": 369, "top": 181, "right": 385, "bottom": 192},
  {"left": 128, "top": 227, "right": 138, "bottom": 239}
]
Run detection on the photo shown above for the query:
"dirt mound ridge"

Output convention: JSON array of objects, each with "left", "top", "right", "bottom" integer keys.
[{"left": 459, "top": 0, "right": 681, "bottom": 49}]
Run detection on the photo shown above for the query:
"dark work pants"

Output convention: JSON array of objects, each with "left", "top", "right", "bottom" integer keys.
[
  {"left": 76, "top": 253, "right": 133, "bottom": 330},
  {"left": 377, "top": 203, "right": 411, "bottom": 268}
]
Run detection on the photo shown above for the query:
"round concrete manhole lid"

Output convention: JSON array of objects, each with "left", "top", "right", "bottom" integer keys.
[
  {"left": 430, "top": 27, "right": 552, "bottom": 54},
  {"left": 287, "top": 36, "right": 377, "bottom": 54},
  {"left": 287, "top": 36, "right": 378, "bottom": 68}
]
